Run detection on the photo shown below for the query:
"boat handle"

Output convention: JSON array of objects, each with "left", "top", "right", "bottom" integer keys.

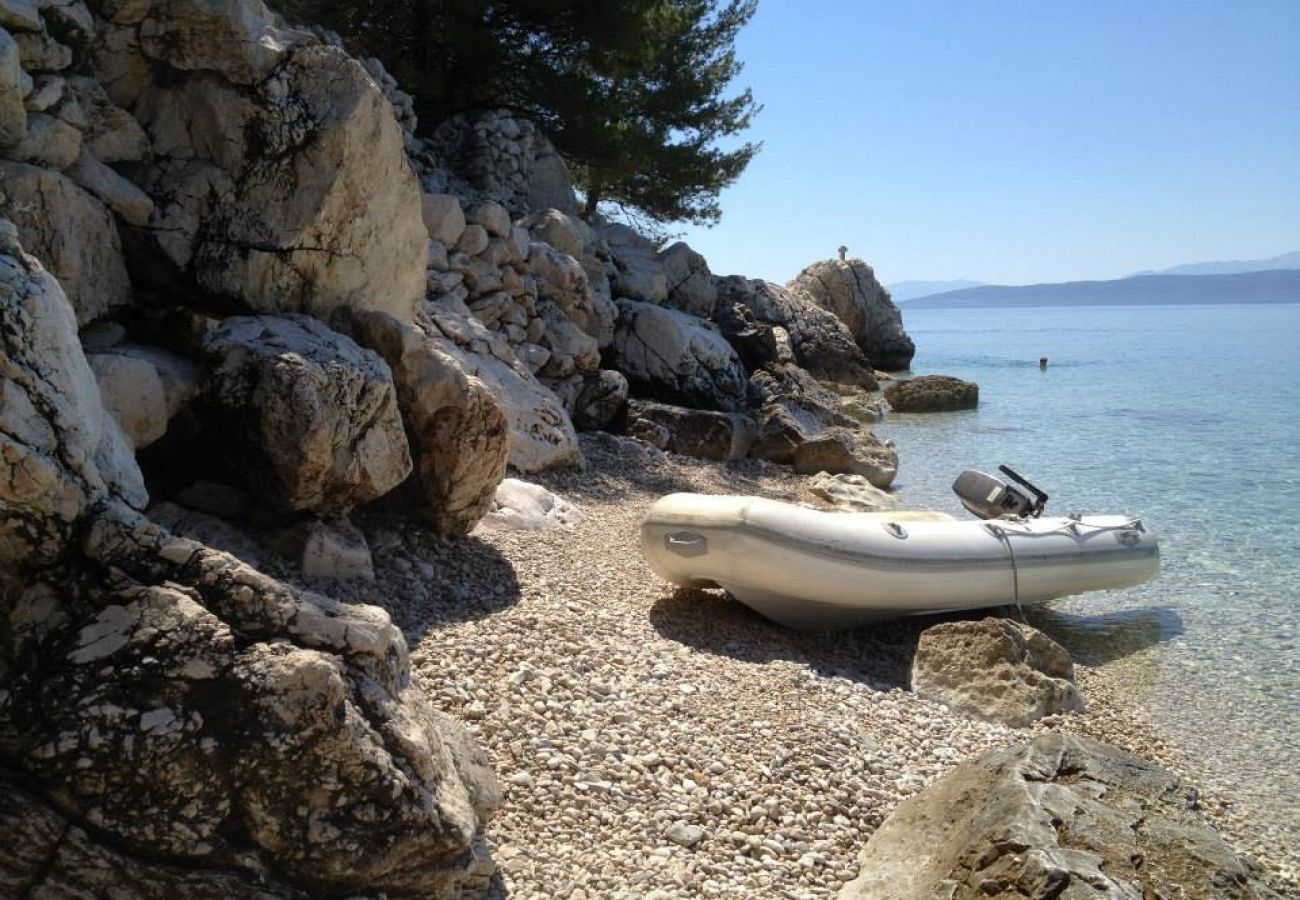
[{"left": 884, "top": 522, "right": 908, "bottom": 539}]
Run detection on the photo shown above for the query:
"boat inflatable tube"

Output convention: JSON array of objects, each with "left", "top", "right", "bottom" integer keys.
[{"left": 641, "top": 494, "right": 1159, "bottom": 630}]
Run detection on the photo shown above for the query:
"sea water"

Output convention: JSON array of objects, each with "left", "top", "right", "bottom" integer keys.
[{"left": 876, "top": 302, "right": 1300, "bottom": 851}]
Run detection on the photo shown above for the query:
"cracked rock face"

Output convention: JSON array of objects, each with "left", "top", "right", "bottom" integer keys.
[
  {"left": 612, "top": 299, "right": 748, "bottom": 413},
  {"left": 837, "top": 731, "right": 1280, "bottom": 900},
  {"left": 0, "top": 225, "right": 144, "bottom": 579},
  {"left": 715, "top": 275, "right": 877, "bottom": 388},
  {"left": 910, "top": 618, "right": 1084, "bottom": 727},
  {"left": 200, "top": 314, "right": 412, "bottom": 517},
  {"left": 129, "top": 32, "right": 426, "bottom": 324},
  {"left": 787, "top": 259, "right": 915, "bottom": 371},
  {"left": 345, "top": 308, "right": 510, "bottom": 537}
]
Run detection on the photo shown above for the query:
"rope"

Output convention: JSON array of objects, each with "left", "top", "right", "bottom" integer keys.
[{"left": 986, "top": 523, "right": 1026, "bottom": 620}]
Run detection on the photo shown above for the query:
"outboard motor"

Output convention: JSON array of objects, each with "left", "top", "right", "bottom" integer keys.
[{"left": 952, "top": 465, "right": 1049, "bottom": 520}]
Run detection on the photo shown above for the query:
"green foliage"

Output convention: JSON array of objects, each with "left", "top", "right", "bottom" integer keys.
[{"left": 273, "top": 0, "right": 761, "bottom": 228}]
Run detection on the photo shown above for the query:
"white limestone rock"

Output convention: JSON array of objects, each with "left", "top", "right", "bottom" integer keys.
[
  {"left": 477, "top": 478, "right": 585, "bottom": 532},
  {"left": 659, "top": 241, "right": 717, "bottom": 319},
  {"left": 66, "top": 148, "right": 153, "bottom": 225},
  {"left": 806, "top": 472, "right": 899, "bottom": 513},
  {"left": 421, "top": 191, "right": 466, "bottom": 247},
  {"left": 200, "top": 314, "right": 412, "bottom": 516},
  {"left": 0, "top": 220, "right": 145, "bottom": 577},
  {"left": 300, "top": 518, "right": 374, "bottom": 582},
  {"left": 598, "top": 221, "right": 668, "bottom": 304},
  {"left": 611, "top": 299, "right": 748, "bottom": 412},
  {"left": 0, "top": 24, "right": 27, "bottom": 146},
  {"left": 6, "top": 110, "right": 80, "bottom": 167},
  {"left": 0, "top": 161, "right": 132, "bottom": 325},
  {"left": 87, "top": 350, "right": 168, "bottom": 449}
]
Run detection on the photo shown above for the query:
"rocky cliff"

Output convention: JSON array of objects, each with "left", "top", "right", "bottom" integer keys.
[{"left": 0, "top": 0, "right": 917, "bottom": 894}]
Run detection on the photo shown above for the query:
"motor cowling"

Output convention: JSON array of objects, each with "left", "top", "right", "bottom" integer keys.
[{"left": 952, "top": 470, "right": 1037, "bottom": 519}]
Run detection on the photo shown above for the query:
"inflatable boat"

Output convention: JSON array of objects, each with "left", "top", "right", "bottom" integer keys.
[{"left": 640, "top": 467, "right": 1159, "bottom": 630}]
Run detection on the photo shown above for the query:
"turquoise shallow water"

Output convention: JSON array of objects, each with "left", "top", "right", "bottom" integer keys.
[{"left": 876, "top": 302, "right": 1300, "bottom": 854}]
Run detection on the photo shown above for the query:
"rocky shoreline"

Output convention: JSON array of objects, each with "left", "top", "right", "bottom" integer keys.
[{"left": 0, "top": 0, "right": 1291, "bottom": 896}]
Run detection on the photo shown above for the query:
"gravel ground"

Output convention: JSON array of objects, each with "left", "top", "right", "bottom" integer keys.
[{"left": 316, "top": 433, "right": 1295, "bottom": 898}]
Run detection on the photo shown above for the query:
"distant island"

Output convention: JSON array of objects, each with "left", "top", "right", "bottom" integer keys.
[
  {"left": 887, "top": 279, "right": 987, "bottom": 302},
  {"left": 898, "top": 268, "right": 1300, "bottom": 309},
  {"left": 1129, "top": 249, "right": 1300, "bottom": 278}
]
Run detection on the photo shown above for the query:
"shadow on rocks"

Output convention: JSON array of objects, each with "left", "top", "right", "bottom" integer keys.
[
  {"left": 354, "top": 512, "right": 523, "bottom": 636},
  {"left": 1022, "top": 604, "right": 1185, "bottom": 666}
]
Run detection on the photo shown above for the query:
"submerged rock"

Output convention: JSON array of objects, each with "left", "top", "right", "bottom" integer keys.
[{"left": 884, "top": 374, "right": 979, "bottom": 412}]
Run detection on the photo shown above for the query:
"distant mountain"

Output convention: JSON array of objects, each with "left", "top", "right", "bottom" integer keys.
[
  {"left": 886, "top": 279, "right": 986, "bottom": 302},
  {"left": 1129, "top": 251, "right": 1300, "bottom": 278},
  {"left": 899, "top": 269, "right": 1300, "bottom": 309}
]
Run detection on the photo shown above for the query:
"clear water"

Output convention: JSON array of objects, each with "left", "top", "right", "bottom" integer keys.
[{"left": 877, "top": 302, "right": 1300, "bottom": 850}]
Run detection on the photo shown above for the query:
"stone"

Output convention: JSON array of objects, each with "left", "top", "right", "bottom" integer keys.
[
  {"left": 0, "top": 161, "right": 132, "bottom": 325},
  {"left": 477, "top": 478, "right": 585, "bottom": 532},
  {"left": 715, "top": 275, "right": 877, "bottom": 388},
  {"left": 665, "top": 821, "right": 706, "bottom": 848},
  {"left": 836, "top": 732, "right": 1277, "bottom": 899},
  {"left": 529, "top": 240, "right": 613, "bottom": 346},
  {"left": 13, "top": 30, "right": 71, "bottom": 71},
  {"left": 910, "top": 618, "right": 1084, "bottom": 727},
  {"left": 300, "top": 517, "right": 374, "bottom": 581},
  {"left": 6, "top": 110, "right": 80, "bottom": 168},
  {"left": 0, "top": 24, "right": 27, "bottom": 146},
  {"left": 133, "top": 44, "right": 427, "bottom": 325},
  {"left": 136, "top": 0, "right": 300, "bottom": 85},
  {"left": 0, "top": 222, "right": 145, "bottom": 579},
  {"left": 0, "top": 0, "right": 42, "bottom": 32},
  {"left": 67, "top": 148, "right": 154, "bottom": 225},
  {"left": 86, "top": 350, "right": 168, "bottom": 448},
  {"left": 611, "top": 299, "right": 748, "bottom": 412},
  {"left": 7, "top": 512, "right": 502, "bottom": 897},
  {"left": 467, "top": 200, "right": 511, "bottom": 239},
  {"left": 64, "top": 74, "right": 150, "bottom": 162},
  {"left": 78, "top": 319, "right": 126, "bottom": 351},
  {"left": 423, "top": 297, "right": 581, "bottom": 473},
  {"left": 599, "top": 222, "right": 668, "bottom": 304},
  {"left": 788, "top": 259, "right": 916, "bottom": 370},
  {"left": 200, "top": 314, "right": 412, "bottom": 517},
  {"left": 456, "top": 222, "right": 490, "bottom": 256},
  {"left": 659, "top": 241, "right": 717, "bottom": 318},
  {"left": 343, "top": 308, "right": 509, "bottom": 538},
  {"left": 526, "top": 142, "right": 579, "bottom": 214},
  {"left": 148, "top": 500, "right": 262, "bottom": 566},
  {"left": 840, "top": 391, "right": 884, "bottom": 423},
  {"left": 884, "top": 374, "right": 979, "bottom": 412},
  {"left": 22, "top": 73, "right": 63, "bottom": 112},
  {"left": 791, "top": 427, "right": 898, "bottom": 489},
  {"left": 572, "top": 369, "right": 629, "bottom": 431},
  {"left": 807, "top": 472, "right": 899, "bottom": 513},
  {"left": 627, "top": 400, "right": 756, "bottom": 462},
  {"left": 421, "top": 191, "right": 466, "bottom": 246}
]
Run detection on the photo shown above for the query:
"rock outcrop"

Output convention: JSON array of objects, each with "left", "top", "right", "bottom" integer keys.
[
  {"left": 837, "top": 732, "right": 1280, "bottom": 900},
  {"left": 626, "top": 399, "right": 756, "bottom": 462},
  {"left": 910, "top": 618, "right": 1084, "bottom": 727},
  {"left": 884, "top": 374, "right": 979, "bottom": 412},
  {"left": 612, "top": 299, "right": 748, "bottom": 412},
  {"left": 807, "top": 472, "right": 899, "bottom": 512},
  {"left": 788, "top": 258, "right": 915, "bottom": 370},
  {"left": 791, "top": 427, "right": 898, "bottom": 489}
]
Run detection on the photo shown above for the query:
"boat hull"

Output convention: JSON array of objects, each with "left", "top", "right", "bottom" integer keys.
[{"left": 640, "top": 494, "right": 1160, "bottom": 630}]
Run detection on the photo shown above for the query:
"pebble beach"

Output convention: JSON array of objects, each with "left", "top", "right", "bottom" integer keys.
[{"left": 316, "top": 434, "right": 1299, "bottom": 898}]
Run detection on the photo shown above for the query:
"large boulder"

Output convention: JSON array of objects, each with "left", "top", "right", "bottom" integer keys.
[
  {"left": 1, "top": 24, "right": 29, "bottom": 146},
  {"left": 884, "top": 374, "right": 979, "bottom": 412},
  {"left": 715, "top": 275, "right": 876, "bottom": 388},
  {"left": 790, "top": 427, "right": 898, "bottom": 489},
  {"left": 0, "top": 161, "right": 132, "bottom": 325},
  {"left": 612, "top": 299, "right": 748, "bottom": 412},
  {"left": 0, "top": 221, "right": 145, "bottom": 579},
  {"left": 837, "top": 732, "right": 1279, "bottom": 900},
  {"left": 910, "top": 618, "right": 1084, "bottom": 727},
  {"left": 659, "top": 240, "right": 717, "bottom": 318},
  {"left": 345, "top": 308, "right": 510, "bottom": 537},
  {"left": 200, "top": 314, "right": 412, "bottom": 517},
  {"left": 131, "top": 42, "right": 427, "bottom": 324},
  {"left": 788, "top": 258, "right": 915, "bottom": 370},
  {"left": 86, "top": 344, "right": 200, "bottom": 450},
  {"left": 598, "top": 221, "right": 667, "bottom": 303},
  {"left": 807, "top": 472, "right": 899, "bottom": 513},
  {"left": 1, "top": 510, "right": 501, "bottom": 898},
  {"left": 626, "top": 400, "right": 755, "bottom": 462},
  {"left": 423, "top": 297, "right": 581, "bottom": 473}
]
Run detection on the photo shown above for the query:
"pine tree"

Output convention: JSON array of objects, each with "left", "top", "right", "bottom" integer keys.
[{"left": 274, "top": 0, "right": 761, "bottom": 229}]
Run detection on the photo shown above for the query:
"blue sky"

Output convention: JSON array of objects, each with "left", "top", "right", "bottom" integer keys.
[{"left": 674, "top": 0, "right": 1300, "bottom": 286}]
